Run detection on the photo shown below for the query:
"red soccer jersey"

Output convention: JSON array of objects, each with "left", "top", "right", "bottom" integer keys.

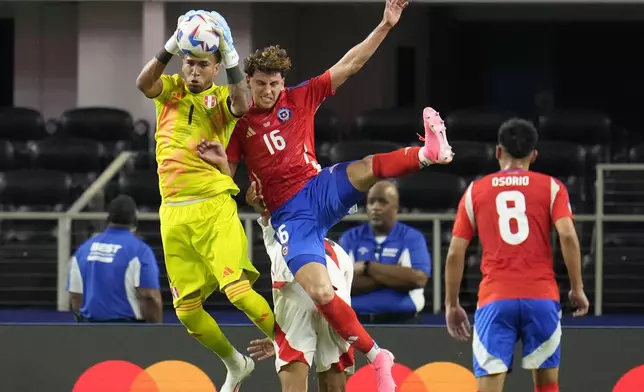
[
  {"left": 227, "top": 71, "right": 335, "bottom": 212},
  {"left": 452, "top": 169, "right": 574, "bottom": 307}
]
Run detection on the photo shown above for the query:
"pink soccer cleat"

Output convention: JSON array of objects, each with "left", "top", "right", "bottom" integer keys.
[
  {"left": 419, "top": 106, "right": 454, "bottom": 164},
  {"left": 371, "top": 349, "right": 396, "bottom": 392}
]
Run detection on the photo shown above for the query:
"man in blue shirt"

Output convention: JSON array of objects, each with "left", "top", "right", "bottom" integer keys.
[
  {"left": 339, "top": 181, "right": 431, "bottom": 324},
  {"left": 67, "top": 195, "right": 162, "bottom": 323}
]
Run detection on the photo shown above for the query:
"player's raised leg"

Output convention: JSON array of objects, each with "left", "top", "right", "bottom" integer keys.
[
  {"left": 289, "top": 237, "right": 396, "bottom": 386},
  {"left": 187, "top": 196, "right": 275, "bottom": 391},
  {"left": 346, "top": 107, "right": 454, "bottom": 192},
  {"left": 203, "top": 196, "right": 275, "bottom": 340},
  {"left": 160, "top": 204, "right": 253, "bottom": 392}
]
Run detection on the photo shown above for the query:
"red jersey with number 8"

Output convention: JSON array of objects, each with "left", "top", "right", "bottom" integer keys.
[
  {"left": 452, "top": 169, "right": 574, "bottom": 307},
  {"left": 226, "top": 71, "right": 335, "bottom": 212}
]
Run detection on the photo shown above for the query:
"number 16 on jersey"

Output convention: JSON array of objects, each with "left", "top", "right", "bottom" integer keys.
[{"left": 263, "top": 130, "right": 286, "bottom": 155}]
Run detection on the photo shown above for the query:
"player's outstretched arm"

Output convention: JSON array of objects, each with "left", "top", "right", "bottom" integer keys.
[
  {"left": 328, "top": 0, "right": 408, "bottom": 91},
  {"left": 136, "top": 16, "right": 186, "bottom": 98},
  {"left": 207, "top": 12, "right": 250, "bottom": 117}
]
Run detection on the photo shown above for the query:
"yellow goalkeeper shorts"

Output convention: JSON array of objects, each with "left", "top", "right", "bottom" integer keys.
[{"left": 159, "top": 193, "right": 260, "bottom": 307}]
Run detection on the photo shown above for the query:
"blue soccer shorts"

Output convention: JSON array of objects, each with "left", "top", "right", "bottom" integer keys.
[
  {"left": 472, "top": 299, "right": 562, "bottom": 378},
  {"left": 270, "top": 162, "right": 363, "bottom": 275}
]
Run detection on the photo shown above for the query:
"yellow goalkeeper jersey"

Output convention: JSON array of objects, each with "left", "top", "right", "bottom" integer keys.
[{"left": 153, "top": 74, "right": 240, "bottom": 203}]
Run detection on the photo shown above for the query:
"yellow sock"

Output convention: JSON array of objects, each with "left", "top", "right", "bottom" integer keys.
[
  {"left": 176, "top": 298, "right": 236, "bottom": 359},
  {"left": 225, "top": 280, "right": 275, "bottom": 339}
]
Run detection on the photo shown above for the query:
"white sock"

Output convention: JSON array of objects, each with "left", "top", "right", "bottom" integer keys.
[
  {"left": 222, "top": 350, "right": 245, "bottom": 370},
  {"left": 366, "top": 343, "right": 381, "bottom": 363},
  {"left": 418, "top": 147, "right": 433, "bottom": 167}
]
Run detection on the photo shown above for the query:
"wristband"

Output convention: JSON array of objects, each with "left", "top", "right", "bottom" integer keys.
[
  {"left": 226, "top": 65, "right": 244, "bottom": 84},
  {"left": 155, "top": 49, "right": 173, "bottom": 65}
]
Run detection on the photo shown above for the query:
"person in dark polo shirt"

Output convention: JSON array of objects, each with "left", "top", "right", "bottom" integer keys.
[
  {"left": 339, "top": 181, "right": 431, "bottom": 324},
  {"left": 67, "top": 195, "right": 162, "bottom": 323}
]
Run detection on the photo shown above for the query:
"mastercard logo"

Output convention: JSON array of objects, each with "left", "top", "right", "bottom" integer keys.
[
  {"left": 73, "top": 360, "right": 217, "bottom": 392},
  {"left": 73, "top": 359, "right": 644, "bottom": 392},
  {"left": 347, "top": 362, "right": 476, "bottom": 391}
]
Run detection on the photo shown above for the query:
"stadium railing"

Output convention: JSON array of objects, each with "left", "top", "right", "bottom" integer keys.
[{"left": 0, "top": 152, "right": 642, "bottom": 316}]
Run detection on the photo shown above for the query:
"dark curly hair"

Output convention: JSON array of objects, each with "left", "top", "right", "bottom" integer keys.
[
  {"left": 244, "top": 45, "right": 292, "bottom": 77},
  {"left": 498, "top": 118, "right": 539, "bottom": 159}
]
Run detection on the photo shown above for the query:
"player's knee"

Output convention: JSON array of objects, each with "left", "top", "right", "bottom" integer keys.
[
  {"left": 305, "top": 284, "right": 335, "bottom": 305},
  {"left": 224, "top": 279, "right": 255, "bottom": 308},
  {"left": 318, "top": 372, "right": 346, "bottom": 392},
  {"left": 346, "top": 156, "right": 375, "bottom": 192},
  {"left": 175, "top": 298, "right": 203, "bottom": 332}
]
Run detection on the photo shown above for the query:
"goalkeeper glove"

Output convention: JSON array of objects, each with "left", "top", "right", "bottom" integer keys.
[
  {"left": 206, "top": 11, "right": 239, "bottom": 69},
  {"left": 165, "top": 10, "right": 208, "bottom": 55}
]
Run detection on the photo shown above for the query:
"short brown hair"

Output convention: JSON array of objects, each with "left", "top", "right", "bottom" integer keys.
[{"left": 244, "top": 45, "right": 292, "bottom": 77}]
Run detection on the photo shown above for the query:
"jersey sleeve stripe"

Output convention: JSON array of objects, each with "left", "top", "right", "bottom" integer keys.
[
  {"left": 464, "top": 182, "right": 476, "bottom": 230},
  {"left": 550, "top": 177, "right": 560, "bottom": 215}
]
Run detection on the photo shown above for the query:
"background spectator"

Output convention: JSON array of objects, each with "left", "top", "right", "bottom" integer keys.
[
  {"left": 339, "top": 181, "right": 431, "bottom": 324},
  {"left": 67, "top": 195, "right": 162, "bottom": 323}
]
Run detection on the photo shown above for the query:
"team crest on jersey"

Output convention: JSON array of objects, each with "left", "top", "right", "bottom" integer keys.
[
  {"left": 203, "top": 95, "right": 217, "bottom": 108},
  {"left": 277, "top": 108, "right": 291, "bottom": 122},
  {"left": 282, "top": 245, "right": 289, "bottom": 257}
]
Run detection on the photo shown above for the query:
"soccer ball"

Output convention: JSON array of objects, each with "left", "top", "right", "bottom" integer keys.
[{"left": 176, "top": 14, "right": 220, "bottom": 58}]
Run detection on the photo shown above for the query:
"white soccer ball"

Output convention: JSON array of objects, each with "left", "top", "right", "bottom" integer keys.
[{"left": 176, "top": 14, "right": 220, "bottom": 58}]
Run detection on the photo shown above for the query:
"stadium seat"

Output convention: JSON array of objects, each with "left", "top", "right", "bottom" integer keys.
[
  {"left": 0, "top": 170, "right": 72, "bottom": 207},
  {"left": 29, "top": 137, "right": 105, "bottom": 173},
  {"left": 328, "top": 140, "right": 402, "bottom": 164},
  {"left": 629, "top": 143, "right": 644, "bottom": 163},
  {"left": 0, "top": 107, "right": 48, "bottom": 141},
  {"left": 118, "top": 170, "right": 160, "bottom": 209},
  {"left": 314, "top": 108, "right": 341, "bottom": 144},
  {"left": 353, "top": 108, "right": 424, "bottom": 143},
  {"left": 539, "top": 110, "right": 611, "bottom": 146},
  {"left": 59, "top": 107, "right": 134, "bottom": 141},
  {"left": 445, "top": 108, "right": 517, "bottom": 142},
  {"left": 0, "top": 140, "right": 15, "bottom": 170},
  {"left": 531, "top": 141, "right": 586, "bottom": 178},
  {"left": 395, "top": 171, "right": 467, "bottom": 211},
  {"left": 538, "top": 110, "right": 611, "bottom": 168},
  {"left": 432, "top": 141, "right": 496, "bottom": 179}
]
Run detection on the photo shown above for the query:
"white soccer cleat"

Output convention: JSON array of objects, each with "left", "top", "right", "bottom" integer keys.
[{"left": 220, "top": 355, "right": 255, "bottom": 392}]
